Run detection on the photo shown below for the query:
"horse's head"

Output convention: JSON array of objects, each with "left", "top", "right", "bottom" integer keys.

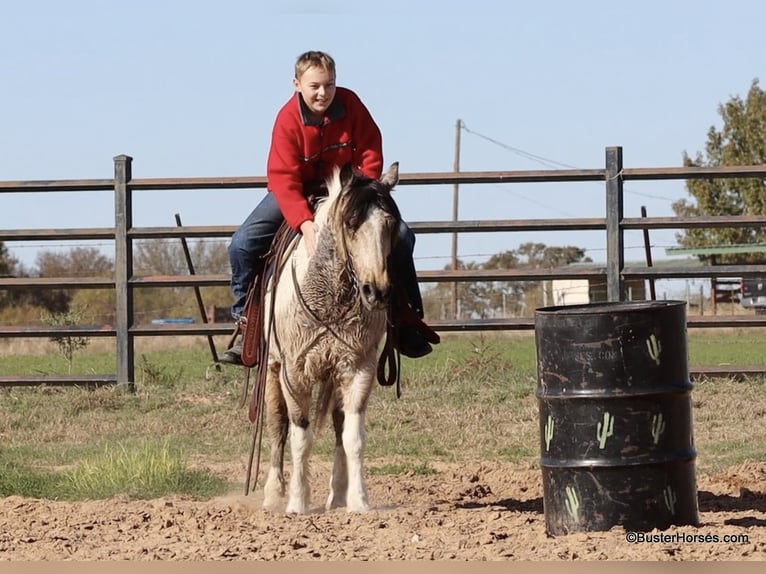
[{"left": 326, "top": 162, "right": 401, "bottom": 311}]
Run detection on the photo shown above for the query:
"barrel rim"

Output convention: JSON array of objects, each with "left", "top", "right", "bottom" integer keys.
[
  {"left": 539, "top": 451, "right": 698, "bottom": 468},
  {"left": 535, "top": 384, "right": 693, "bottom": 398},
  {"left": 535, "top": 300, "right": 687, "bottom": 316}
]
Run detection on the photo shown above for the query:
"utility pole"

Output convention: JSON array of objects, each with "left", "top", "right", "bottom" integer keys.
[{"left": 451, "top": 118, "right": 462, "bottom": 320}]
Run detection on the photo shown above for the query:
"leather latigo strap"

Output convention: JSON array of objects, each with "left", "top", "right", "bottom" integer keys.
[{"left": 240, "top": 283, "right": 261, "bottom": 368}]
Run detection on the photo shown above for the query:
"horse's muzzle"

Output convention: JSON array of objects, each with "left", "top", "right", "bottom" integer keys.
[{"left": 361, "top": 283, "right": 391, "bottom": 309}]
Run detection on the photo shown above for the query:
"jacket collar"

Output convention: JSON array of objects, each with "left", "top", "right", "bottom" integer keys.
[{"left": 297, "top": 92, "right": 346, "bottom": 126}]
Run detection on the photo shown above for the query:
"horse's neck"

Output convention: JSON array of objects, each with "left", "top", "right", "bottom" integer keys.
[{"left": 297, "top": 224, "right": 357, "bottom": 319}]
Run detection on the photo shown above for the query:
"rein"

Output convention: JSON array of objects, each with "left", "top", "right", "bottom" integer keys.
[
  {"left": 290, "top": 258, "right": 359, "bottom": 354},
  {"left": 288, "top": 215, "right": 361, "bottom": 352}
]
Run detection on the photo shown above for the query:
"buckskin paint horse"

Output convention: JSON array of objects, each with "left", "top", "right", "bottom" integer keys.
[{"left": 256, "top": 162, "right": 402, "bottom": 514}]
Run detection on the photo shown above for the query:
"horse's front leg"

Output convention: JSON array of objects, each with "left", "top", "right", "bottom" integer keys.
[
  {"left": 326, "top": 407, "right": 348, "bottom": 510},
  {"left": 286, "top": 415, "right": 313, "bottom": 514},
  {"left": 262, "top": 360, "right": 288, "bottom": 510},
  {"left": 341, "top": 369, "right": 375, "bottom": 513},
  {"left": 283, "top": 375, "right": 313, "bottom": 514}
]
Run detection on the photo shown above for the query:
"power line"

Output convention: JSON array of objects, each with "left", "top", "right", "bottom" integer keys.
[
  {"left": 460, "top": 122, "right": 681, "bottom": 203},
  {"left": 461, "top": 123, "right": 577, "bottom": 170}
]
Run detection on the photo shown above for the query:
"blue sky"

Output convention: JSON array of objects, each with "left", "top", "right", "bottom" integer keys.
[{"left": 2, "top": 0, "right": 764, "bottom": 276}]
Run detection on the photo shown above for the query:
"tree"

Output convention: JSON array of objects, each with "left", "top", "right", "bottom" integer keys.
[
  {"left": 672, "top": 78, "right": 766, "bottom": 264},
  {"left": 422, "top": 242, "right": 591, "bottom": 319},
  {"left": 0, "top": 241, "right": 17, "bottom": 277},
  {"left": 0, "top": 242, "right": 42, "bottom": 321},
  {"left": 0, "top": 242, "right": 23, "bottom": 310},
  {"left": 132, "top": 238, "right": 232, "bottom": 322},
  {"left": 41, "top": 305, "right": 91, "bottom": 373},
  {"left": 34, "top": 247, "right": 114, "bottom": 319},
  {"left": 1, "top": 239, "right": 234, "bottom": 326}
]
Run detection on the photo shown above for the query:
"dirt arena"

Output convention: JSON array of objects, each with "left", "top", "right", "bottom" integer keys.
[{"left": 1, "top": 459, "right": 764, "bottom": 561}]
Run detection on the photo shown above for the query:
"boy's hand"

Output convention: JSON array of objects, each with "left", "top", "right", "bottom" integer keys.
[{"left": 299, "top": 220, "right": 318, "bottom": 257}]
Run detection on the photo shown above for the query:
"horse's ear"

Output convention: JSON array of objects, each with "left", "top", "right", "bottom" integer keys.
[
  {"left": 339, "top": 162, "right": 356, "bottom": 187},
  {"left": 380, "top": 162, "right": 399, "bottom": 189}
]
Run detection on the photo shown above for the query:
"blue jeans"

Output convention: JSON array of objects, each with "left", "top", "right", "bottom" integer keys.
[{"left": 228, "top": 192, "right": 425, "bottom": 320}]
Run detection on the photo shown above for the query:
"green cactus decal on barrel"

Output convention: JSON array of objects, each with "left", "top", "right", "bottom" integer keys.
[
  {"left": 663, "top": 485, "right": 677, "bottom": 515},
  {"left": 544, "top": 415, "right": 555, "bottom": 451},
  {"left": 597, "top": 411, "right": 615, "bottom": 449},
  {"left": 646, "top": 333, "right": 662, "bottom": 366},
  {"left": 565, "top": 486, "right": 580, "bottom": 521},
  {"left": 651, "top": 412, "right": 666, "bottom": 445}
]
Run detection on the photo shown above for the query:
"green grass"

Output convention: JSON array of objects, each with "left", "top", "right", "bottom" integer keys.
[
  {"left": 687, "top": 329, "right": 766, "bottom": 365},
  {"left": 0, "top": 461, "right": 61, "bottom": 499},
  {"left": 0, "top": 440, "right": 228, "bottom": 500},
  {"left": 59, "top": 440, "right": 228, "bottom": 500},
  {"left": 2, "top": 331, "right": 766, "bottom": 500}
]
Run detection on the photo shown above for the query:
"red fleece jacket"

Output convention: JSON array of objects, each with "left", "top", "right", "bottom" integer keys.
[{"left": 266, "top": 87, "right": 383, "bottom": 230}]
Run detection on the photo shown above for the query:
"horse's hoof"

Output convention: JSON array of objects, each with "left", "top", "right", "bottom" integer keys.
[
  {"left": 346, "top": 497, "right": 370, "bottom": 513},
  {"left": 262, "top": 497, "right": 282, "bottom": 511},
  {"left": 346, "top": 504, "right": 370, "bottom": 513},
  {"left": 285, "top": 500, "right": 310, "bottom": 514},
  {"left": 326, "top": 496, "right": 347, "bottom": 510}
]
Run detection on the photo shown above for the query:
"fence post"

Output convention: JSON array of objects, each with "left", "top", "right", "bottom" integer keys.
[
  {"left": 114, "top": 154, "right": 135, "bottom": 390},
  {"left": 605, "top": 146, "right": 624, "bottom": 302}
]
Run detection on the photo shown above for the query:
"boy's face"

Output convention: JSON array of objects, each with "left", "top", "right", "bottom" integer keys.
[{"left": 294, "top": 65, "right": 336, "bottom": 118}]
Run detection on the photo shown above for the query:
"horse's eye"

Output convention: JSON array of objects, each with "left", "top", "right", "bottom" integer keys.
[
  {"left": 384, "top": 214, "right": 397, "bottom": 228},
  {"left": 344, "top": 219, "right": 359, "bottom": 233}
]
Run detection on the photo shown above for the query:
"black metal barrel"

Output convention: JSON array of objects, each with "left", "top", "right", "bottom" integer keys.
[{"left": 535, "top": 300, "right": 699, "bottom": 535}]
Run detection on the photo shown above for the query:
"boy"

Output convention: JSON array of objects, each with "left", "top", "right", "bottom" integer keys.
[{"left": 221, "top": 50, "right": 433, "bottom": 365}]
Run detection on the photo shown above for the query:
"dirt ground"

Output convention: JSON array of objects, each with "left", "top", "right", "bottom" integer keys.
[{"left": 1, "top": 459, "right": 765, "bottom": 561}]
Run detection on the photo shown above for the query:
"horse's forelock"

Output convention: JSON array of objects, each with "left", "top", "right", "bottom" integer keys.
[
  {"left": 339, "top": 173, "right": 401, "bottom": 232},
  {"left": 323, "top": 166, "right": 343, "bottom": 202}
]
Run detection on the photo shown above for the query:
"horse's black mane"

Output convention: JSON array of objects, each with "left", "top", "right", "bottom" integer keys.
[{"left": 339, "top": 170, "right": 401, "bottom": 232}]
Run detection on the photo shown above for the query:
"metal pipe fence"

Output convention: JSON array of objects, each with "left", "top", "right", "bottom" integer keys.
[{"left": 2, "top": 146, "right": 766, "bottom": 387}]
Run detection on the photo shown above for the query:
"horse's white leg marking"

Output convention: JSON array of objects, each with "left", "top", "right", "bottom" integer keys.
[
  {"left": 263, "top": 466, "right": 285, "bottom": 510},
  {"left": 327, "top": 410, "right": 348, "bottom": 510},
  {"left": 343, "top": 410, "right": 369, "bottom": 512},
  {"left": 343, "top": 369, "right": 374, "bottom": 512},
  {"left": 286, "top": 422, "right": 313, "bottom": 514},
  {"left": 341, "top": 370, "right": 374, "bottom": 513}
]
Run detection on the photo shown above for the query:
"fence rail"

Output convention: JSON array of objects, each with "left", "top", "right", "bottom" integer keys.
[{"left": 3, "top": 147, "right": 766, "bottom": 387}]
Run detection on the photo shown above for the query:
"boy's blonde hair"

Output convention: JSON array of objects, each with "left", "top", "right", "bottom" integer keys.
[{"left": 295, "top": 51, "right": 336, "bottom": 79}]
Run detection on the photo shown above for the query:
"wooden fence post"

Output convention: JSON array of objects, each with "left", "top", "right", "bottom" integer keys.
[
  {"left": 605, "top": 146, "right": 624, "bottom": 302},
  {"left": 114, "top": 154, "right": 135, "bottom": 390}
]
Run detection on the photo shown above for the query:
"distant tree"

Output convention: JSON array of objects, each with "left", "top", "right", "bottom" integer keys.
[
  {"left": 515, "top": 243, "right": 590, "bottom": 269},
  {"left": 34, "top": 247, "right": 114, "bottom": 317},
  {"left": 422, "top": 242, "right": 591, "bottom": 319},
  {"left": 672, "top": 78, "right": 766, "bottom": 263},
  {"left": 0, "top": 241, "right": 16, "bottom": 276},
  {"left": 0, "top": 242, "right": 23, "bottom": 311},
  {"left": 0, "top": 242, "right": 48, "bottom": 324},
  {"left": 133, "top": 238, "right": 232, "bottom": 322},
  {"left": 488, "top": 243, "right": 591, "bottom": 316}
]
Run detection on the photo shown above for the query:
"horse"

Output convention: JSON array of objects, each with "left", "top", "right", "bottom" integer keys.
[{"left": 258, "top": 161, "right": 402, "bottom": 514}]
